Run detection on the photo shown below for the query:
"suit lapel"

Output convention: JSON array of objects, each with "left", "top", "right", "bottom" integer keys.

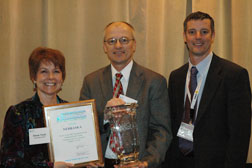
[
  {"left": 175, "top": 64, "right": 189, "bottom": 122},
  {"left": 100, "top": 65, "right": 113, "bottom": 100},
  {"left": 195, "top": 55, "right": 222, "bottom": 124},
  {"left": 99, "top": 62, "right": 144, "bottom": 100},
  {"left": 126, "top": 62, "right": 143, "bottom": 99}
]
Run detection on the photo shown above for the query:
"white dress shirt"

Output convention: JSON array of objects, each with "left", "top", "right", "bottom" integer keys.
[{"left": 105, "top": 60, "right": 133, "bottom": 159}]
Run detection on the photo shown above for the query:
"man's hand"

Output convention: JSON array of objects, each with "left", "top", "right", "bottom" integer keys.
[
  {"left": 106, "top": 98, "right": 125, "bottom": 107},
  {"left": 114, "top": 161, "right": 148, "bottom": 168}
]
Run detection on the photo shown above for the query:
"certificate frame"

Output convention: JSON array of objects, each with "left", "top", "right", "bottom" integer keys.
[{"left": 43, "top": 99, "right": 103, "bottom": 167}]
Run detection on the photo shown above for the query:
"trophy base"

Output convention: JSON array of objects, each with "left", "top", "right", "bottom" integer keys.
[{"left": 118, "top": 152, "right": 139, "bottom": 166}]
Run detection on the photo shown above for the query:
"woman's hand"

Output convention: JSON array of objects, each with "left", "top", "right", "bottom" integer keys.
[
  {"left": 54, "top": 161, "right": 74, "bottom": 168},
  {"left": 86, "top": 162, "right": 104, "bottom": 168}
]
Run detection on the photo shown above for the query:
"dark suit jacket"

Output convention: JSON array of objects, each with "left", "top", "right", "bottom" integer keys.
[
  {"left": 79, "top": 61, "right": 172, "bottom": 167},
  {"left": 167, "top": 54, "right": 251, "bottom": 168}
]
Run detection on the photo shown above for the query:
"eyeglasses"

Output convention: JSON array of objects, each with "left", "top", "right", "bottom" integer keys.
[{"left": 104, "top": 37, "right": 134, "bottom": 45}]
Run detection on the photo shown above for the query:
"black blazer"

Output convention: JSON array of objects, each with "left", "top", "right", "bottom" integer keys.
[{"left": 167, "top": 54, "right": 251, "bottom": 168}]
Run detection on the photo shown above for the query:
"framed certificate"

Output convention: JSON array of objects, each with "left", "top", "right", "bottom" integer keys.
[{"left": 43, "top": 99, "right": 103, "bottom": 167}]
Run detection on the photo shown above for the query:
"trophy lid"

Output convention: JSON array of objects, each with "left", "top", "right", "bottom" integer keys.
[{"left": 105, "top": 103, "right": 138, "bottom": 110}]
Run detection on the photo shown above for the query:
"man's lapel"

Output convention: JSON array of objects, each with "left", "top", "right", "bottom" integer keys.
[
  {"left": 100, "top": 65, "right": 113, "bottom": 100},
  {"left": 126, "top": 62, "right": 144, "bottom": 99},
  {"left": 195, "top": 54, "right": 222, "bottom": 124},
  {"left": 176, "top": 64, "right": 189, "bottom": 122}
]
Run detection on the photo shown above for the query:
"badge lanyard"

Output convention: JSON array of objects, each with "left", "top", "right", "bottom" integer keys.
[
  {"left": 185, "top": 54, "right": 212, "bottom": 110},
  {"left": 186, "top": 71, "right": 203, "bottom": 109}
]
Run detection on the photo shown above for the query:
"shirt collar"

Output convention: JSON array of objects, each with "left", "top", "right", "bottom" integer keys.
[
  {"left": 111, "top": 60, "right": 133, "bottom": 82},
  {"left": 188, "top": 52, "right": 213, "bottom": 77}
]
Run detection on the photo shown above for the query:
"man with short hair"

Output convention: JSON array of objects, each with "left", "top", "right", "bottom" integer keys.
[
  {"left": 80, "top": 21, "right": 172, "bottom": 168},
  {"left": 164, "top": 11, "right": 251, "bottom": 168}
]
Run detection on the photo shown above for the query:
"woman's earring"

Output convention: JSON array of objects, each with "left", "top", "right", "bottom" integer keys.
[
  {"left": 60, "top": 83, "right": 63, "bottom": 91},
  {"left": 33, "top": 81, "right": 37, "bottom": 91}
]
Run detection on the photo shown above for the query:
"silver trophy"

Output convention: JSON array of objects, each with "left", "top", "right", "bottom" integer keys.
[{"left": 105, "top": 103, "right": 139, "bottom": 166}]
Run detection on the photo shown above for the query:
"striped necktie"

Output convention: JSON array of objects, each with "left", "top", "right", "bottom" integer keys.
[{"left": 113, "top": 73, "right": 124, "bottom": 98}]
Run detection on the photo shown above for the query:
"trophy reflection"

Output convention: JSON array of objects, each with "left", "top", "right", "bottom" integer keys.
[{"left": 105, "top": 103, "right": 139, "bottom": 166}]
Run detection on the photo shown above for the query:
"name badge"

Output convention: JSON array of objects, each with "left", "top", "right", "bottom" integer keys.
[
  {"left": 29, "top": 127, "right": 50, "bottom": 145},
  {"left": 177, "top": 122, "right": 194, "bottom": 142}
]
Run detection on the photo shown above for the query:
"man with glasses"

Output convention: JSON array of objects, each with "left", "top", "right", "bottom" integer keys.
[{"left": 79, "top": 21, "right": 172, "bottom": 168}]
